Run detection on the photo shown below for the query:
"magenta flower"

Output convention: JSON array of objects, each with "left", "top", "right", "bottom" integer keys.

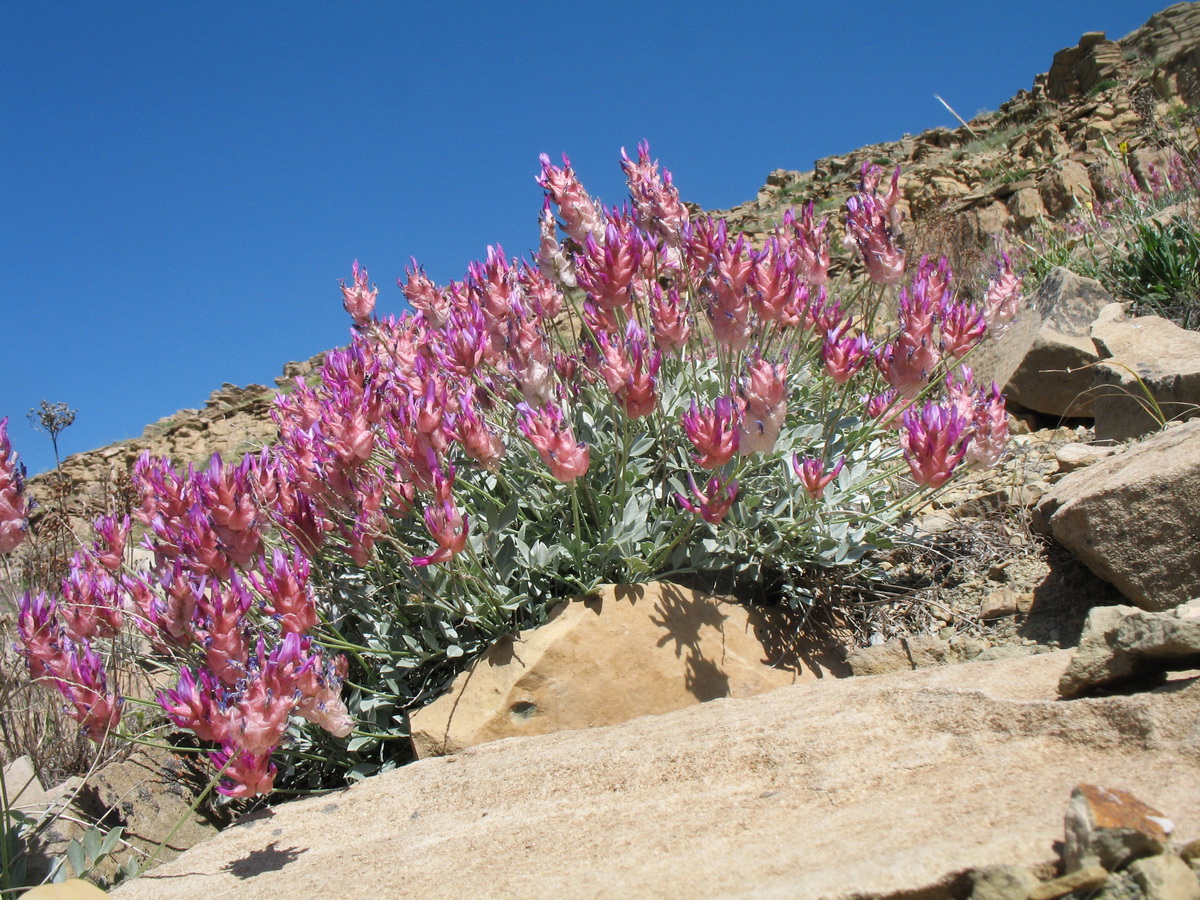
[
  {"left": 675, "top": 473, "right": 738, "bottom": 525},
  {"left": 340, "top": 259, "right": 377, "bottom": 326},
  {"left": 621, "top": 140, "right": 689, "bottom": 246},
  {"left": 900, "top": 402, "right": 969, "bottom": 488},
  {"left": 939, "top": 299, "right": 987, "bottom": 359},
  {"left": 682, "top": 398, "right": 739, "bottom": 469},
  {"left": 412, "top": 498, "right": 469, "bottom": 567},
  {"left": 821, "top": 326, "right": 873, "bottom": 384},
  {"left": 792, "top": 455, "right": 845, "bottom": 501},
  {"left": 517, "top": 402, "right": 591, "bottom": 483},
  {"left": 843, "top": 165, "right": 906, "bottom": 284}
]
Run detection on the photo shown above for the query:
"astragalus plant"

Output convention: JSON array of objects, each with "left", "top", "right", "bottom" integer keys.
[{"left": 9, "top": 145, "right": 1017, "bottom": 798}]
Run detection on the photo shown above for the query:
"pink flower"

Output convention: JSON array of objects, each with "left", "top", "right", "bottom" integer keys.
[
  {"left": 821, "top": 326, "right": 872, "bottom": 383},
  {"left": 792, "top": 455, "right": 845, "bottom": 500},
  {"left": 212, "top": 745, "right": 277, "bottom": 798},
  {"left": 876, "top": 284, "right": 940, "bottom": 399},
  {"left": 253, "top": 549, "right": 317, "bottom": 635},
  {"left": 785, "top": 204, "right": 830, "bottom": 286},
  {"left": 412, "top": 498, "right": 469, "bottom": 567},
  {"left": 340, "top": 259, "right": 377, "bottom": 325},
  {"left": 900, "top": 402, "right": 969, "bottom": 489},
  {"left": 538, "top": 152, "right": 605, "bottom": 245},
  {"left": 621, "top": 141, "right": 689, "bottom": 246},
  {"left": 939, "top": 299, "right": 987, "bottom": 359},
  {"left": 843, "top": 165, "right": 906, "bottom": 284},
  {"left": 737, "top": 356, "right": 788, "bottom": 455},
  {"left": 675, "top": 473, "right": 738, "bottom": 525},
  {"left": 682, "top": 398, "right": 739, "bottom": 469},
  {"left": 983, "top": 252, "right": 1022, "bottom": 337},
  {"left": 0, "top": 417, "right": 28, "bottom": 554},
  {"left": 517, "top": 403, "right": 591, "bottom": 483},
  {"left": 649, "top": 284, "right": 691, "bottom": 353}
]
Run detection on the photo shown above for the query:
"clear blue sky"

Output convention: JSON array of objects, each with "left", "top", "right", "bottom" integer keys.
[{"left": 1, "top": 1, "right": 1173, "bottom": 476}]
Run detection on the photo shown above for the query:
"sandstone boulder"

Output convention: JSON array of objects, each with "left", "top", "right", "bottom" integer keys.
[
  {"left": 1034, "top": 420, "right": 1200, "bottom": 611},
  {"left": 1091, "top": 304, "right": 1200, "bottom": 441},
  {"left": 112, "top": 652, "right": 1200, "bottom": 900},
  {"left": 1058, "top": 601, "right": 1200, "bottom": 697},
  {"left": 409, "top": 583, "right": 845, "bottom": 758},
  {"left": 1004, "top": 268, "right": 1113, "bottom": 418}
]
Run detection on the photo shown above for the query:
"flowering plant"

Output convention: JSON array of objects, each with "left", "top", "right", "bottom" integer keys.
[{"left": 7, "top": 146, "right": 1017, "bottom": 797}]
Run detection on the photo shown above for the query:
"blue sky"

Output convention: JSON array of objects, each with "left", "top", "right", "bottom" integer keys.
[{"left": 1, "top": 1, "right": 1173, "bottom": 476}]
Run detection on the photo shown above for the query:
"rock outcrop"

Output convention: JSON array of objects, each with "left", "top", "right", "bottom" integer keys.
[
  {"left": 111, "top": 651, "right": 1200, "bottom": 900},
  {"left": 1091, "top": 305, "right": 1200, "bottom": 440},
  {"left": 1034, "top": 419, "right": 1200, "bottom": 611}
]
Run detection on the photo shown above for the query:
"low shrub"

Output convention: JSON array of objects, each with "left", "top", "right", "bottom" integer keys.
[{"left": 3, "top": 146, "right": 1019, "bottom": 809}]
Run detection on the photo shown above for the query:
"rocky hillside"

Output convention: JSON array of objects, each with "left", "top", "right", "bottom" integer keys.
[{"left": 29, "top": 2, "right": 1200, "bottom": 526}]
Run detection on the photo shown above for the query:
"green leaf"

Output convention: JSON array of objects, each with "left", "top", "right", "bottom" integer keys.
[
  {"left": 99, "top": 826, "right": 124, "bottom": 858},
  {"left": 67, "top": 840, "right": 87, "bottom": 877}
]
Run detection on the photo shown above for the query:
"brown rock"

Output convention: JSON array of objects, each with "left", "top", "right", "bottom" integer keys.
[
  {"left": 1038, "top": 160, "right": 1095, "bottom": 218},
  {"left": 1027, "top": 866, "right": 1108, "bottom": 900},
  {"left": 981, "top": 588, "right": 1021, "bottom": 620},
  {"left": 1129, "top": 854, "right": 1200, "bottom": 900},
  {"left": 845, "top": 633, "right": 990, "bottom": 676},
  {"left": 1054, "top": 442, "right": 1116, "bottom": 473},
  {"left": 1058, "top": 604, "right": 1200, "bottom": 697},
  {"left": 1064, "top": 783, "right": 1173, "bottom": 872},
  {"left": 1008, "top": 186, "right": 1047, "bottom": 229},
  {"left": 1091, "top": 306, "right": 1200, "bottom": 441},
  {"left": 409, "top": 583, "right": 846, "bottom": 758},
  {"left": 111, "top": 652, "right": 1200, "bottom": 900},
  {"left": 969, "top": 864, "right": 1040, "bottom": 900},
  {"left": 1033, "top": 420, "right": 1200, "bottom": 611},
  {"left": 1005, "top": 268, "right": 1114, "bottom": 419}
]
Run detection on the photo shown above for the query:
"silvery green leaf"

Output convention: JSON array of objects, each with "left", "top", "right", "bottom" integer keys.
[
  {"left": 446, "top": 644, "right": 464, "bottom": 658},
  {"left": 347, "top": 734, "right": 375, "bottom": 752},
  {"left": 67, "top": 840, "right": 86, "bottom": 877}
]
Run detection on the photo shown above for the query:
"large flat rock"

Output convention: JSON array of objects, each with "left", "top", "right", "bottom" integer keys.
[{"left": 113, "top": 652, "right": 1200, "bottom": 900}]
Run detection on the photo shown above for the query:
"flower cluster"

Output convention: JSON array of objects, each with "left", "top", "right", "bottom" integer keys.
[
  {"left": 9, "top": 144, "right": 1019, "bottom": 796},
  {"left": 0, "top": 417, "right": 28, "bottom": 553}
]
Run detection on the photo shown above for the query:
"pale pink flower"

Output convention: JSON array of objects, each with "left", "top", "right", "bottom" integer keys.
[
  {"left": 340, "top": 259, "right": 377, "bottom": 325},
  {"left": 537, "top": 153, "right": 605, "bottom": 245},
  {"left": 682, "top": 398, "right": 739, "bottom": 469},
  {"left": 517, "top": 403, "right": 590, "bottom": 483},
  {"left": 984, "top": 252, "right": 1022, "bottom": 337},
  {"left": 737, "top": 356, "right": 788, "bottom": 455},
  {"left": 0, "top": 417, "right": 28, "bottom": 553}
]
